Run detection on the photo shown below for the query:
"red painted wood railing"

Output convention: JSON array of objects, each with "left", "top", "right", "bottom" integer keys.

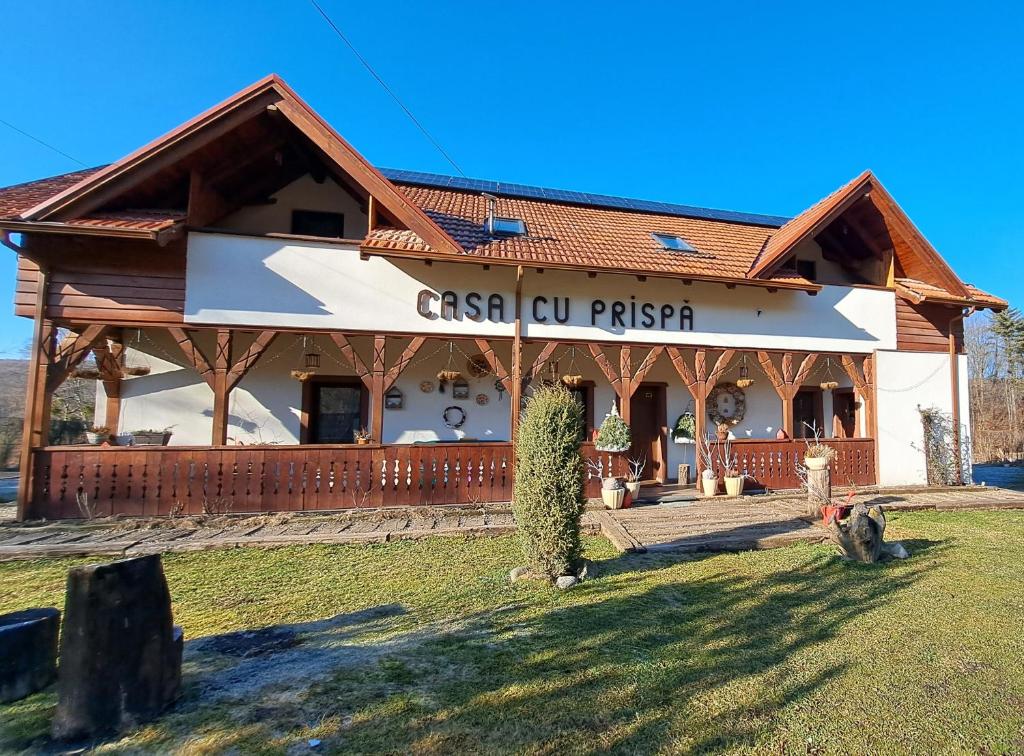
[
  {"left": 29, "top": 442, "right": 629, "bottom": 519},
  {"left": 708, "top": 438, "right": 876, "bottom": 491}
]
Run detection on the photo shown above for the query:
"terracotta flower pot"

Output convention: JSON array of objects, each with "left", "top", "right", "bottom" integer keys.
[{"left": 624, "top": 481, "right": 641, "bottom": 499}]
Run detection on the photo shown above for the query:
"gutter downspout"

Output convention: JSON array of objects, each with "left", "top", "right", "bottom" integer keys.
[{"left": 949, "top": 306, "right": 976, "bottom": 485}]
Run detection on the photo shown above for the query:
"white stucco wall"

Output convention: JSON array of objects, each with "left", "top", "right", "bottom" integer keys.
[
  {"left": 185, "top": 234, "right": 896, "bottom": 354},
  {"left": 875, "top": 350, "right": 969, "bottom": 486}
]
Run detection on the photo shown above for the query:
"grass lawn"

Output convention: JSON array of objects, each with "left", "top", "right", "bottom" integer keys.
[{"left": 1, "top": 510, "right": 1023, "bottom": 754}]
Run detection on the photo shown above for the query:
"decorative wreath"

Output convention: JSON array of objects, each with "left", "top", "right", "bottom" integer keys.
[
  {"left": 442, "top": 405, "right": 467, "bottom": 429},
  {"left": 707, "top": 382, "right": 746, "bottom": 426},
  {"left": 467, "top": 354, "right": 491, "bottom": 378}
]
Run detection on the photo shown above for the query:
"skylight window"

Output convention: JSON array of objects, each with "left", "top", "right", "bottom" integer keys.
[
  {"left": 652, "top": 232, "right": 697, "bottom": 253},
  {"left": 490, "top": 217, "right": 527, "bottom": 237}
]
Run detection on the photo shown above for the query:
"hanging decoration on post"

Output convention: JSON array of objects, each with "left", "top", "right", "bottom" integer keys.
[
  {"left": 494, "top": 379, "right": 506, "bottom": 401},
  {"left": 735, "top": 354, "right": 754, "bottom": 389},
  {"left": 819, "top": 357, "right": 840, "bottom": 391},
  {"left": 707, "top": 383, "right": 746, "bottom": 426},
  {"left": 437, "top": 342, "right": 461, "bottom": 391},
  {"left": 291, "top": 335, "right": 322, "bottom": 381},
  {"left": 561, "top": 346, "right": 583, "bottom": 388}
]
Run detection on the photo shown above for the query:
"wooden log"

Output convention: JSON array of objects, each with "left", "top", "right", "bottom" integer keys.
[{"left": 52, "top": 555, "right": 183, "bottom": 740}]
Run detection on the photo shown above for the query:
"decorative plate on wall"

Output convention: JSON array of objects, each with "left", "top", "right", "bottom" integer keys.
[
  {"left": 475, "top": 393, "right": 489, "bottom": 405},
  {"left": 419, "top": 381, "right": 434, "bottom": 393}
]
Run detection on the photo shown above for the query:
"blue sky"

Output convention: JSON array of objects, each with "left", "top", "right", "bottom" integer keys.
[{"left": 1, "top": 1, "right": 1021, "bottom": 356}]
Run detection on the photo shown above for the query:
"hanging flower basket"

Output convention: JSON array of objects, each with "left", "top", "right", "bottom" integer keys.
[
  {"left": 561, "top": 374, "right": 583, "bottom": 388},
  {"left": 291, "top": 369, "right": 315, "bottom": 381},
  {"left": 736, "top": 377, "right": 754, "bottom": 389},
  {"left": 123, "top": 366, "right": 151, "bottom": 377},
  {"left": 594, "top": 403, "right": 631, "bottom": 453},
  {"left": 820, "top": 380, "right": 840, "bottom": 391},
  {"left": 437, "top": 369, "right": 462, "bottom": 382},
  {"left": 72, "top": 367, "right": 101, "bottom": 380}
]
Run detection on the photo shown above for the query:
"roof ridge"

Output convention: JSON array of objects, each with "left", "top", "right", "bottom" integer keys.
[{"left": 379, "top": 167, "right": 791, "bottom": 228}]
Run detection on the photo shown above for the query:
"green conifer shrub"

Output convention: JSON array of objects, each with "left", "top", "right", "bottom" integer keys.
[{"left": 513, "top": 384, "right": 586, "bottom": 578}]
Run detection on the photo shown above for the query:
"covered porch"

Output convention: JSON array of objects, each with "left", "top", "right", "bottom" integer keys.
[{"left": 20, "top": 323, "right": 878, "bottom": 519}]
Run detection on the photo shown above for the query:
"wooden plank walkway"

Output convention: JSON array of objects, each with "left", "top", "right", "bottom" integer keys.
[{"left": 603, "top": 486, "right": 1024, "bottom": 554}]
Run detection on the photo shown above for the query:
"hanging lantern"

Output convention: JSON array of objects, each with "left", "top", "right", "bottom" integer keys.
[
  {"left": 561, "top": 346, "right": 583, "bottom": 387},
  {"left": 735, "top": 355, "right": 755, "bottom": 389},
  {"left": 819, "top": 357, "right": 839, "bottom": 391}
]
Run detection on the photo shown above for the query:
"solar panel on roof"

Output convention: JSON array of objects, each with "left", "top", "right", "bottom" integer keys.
[{"left": 379, "top": 168, "right": 790, "bottom": 228}]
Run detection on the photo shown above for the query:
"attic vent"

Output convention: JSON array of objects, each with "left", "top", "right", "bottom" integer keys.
[{"left": 652, "top": 232, "right": 697, "bottom": 253}]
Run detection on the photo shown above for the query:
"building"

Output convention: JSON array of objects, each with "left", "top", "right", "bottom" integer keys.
[{"left": 1, "top": 75, "right": 1006, "bottom": 520}]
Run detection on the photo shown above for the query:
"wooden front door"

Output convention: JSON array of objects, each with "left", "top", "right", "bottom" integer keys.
[
  {"left": 832, "top": 389, "right": 858, "bottom": 438},
  {"left": 793, "top": 389, "right": 824, "bottom": 438},
  {"left": 629, "top": 384, "right": 666, "bottom": 482}
]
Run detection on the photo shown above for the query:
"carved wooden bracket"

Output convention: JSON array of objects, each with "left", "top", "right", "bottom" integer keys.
[{"left": 473, "top": 338, "right": 511, "bottom": 393}]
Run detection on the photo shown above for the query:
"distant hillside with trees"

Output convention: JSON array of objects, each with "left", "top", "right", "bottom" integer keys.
[{"left": 967, "top": 308, "right": 1024, "bottom": 463}]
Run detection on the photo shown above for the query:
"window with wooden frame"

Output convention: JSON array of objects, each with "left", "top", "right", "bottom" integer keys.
[{"left": 301, "top": 377, "right": 368, "bottom": 443}]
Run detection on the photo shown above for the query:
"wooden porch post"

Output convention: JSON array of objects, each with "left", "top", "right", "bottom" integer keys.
[
  {"left": 510, "top": 266, "right": 524, "bottom": 446},
  {"left": 667, "top": 347, "right": 735, "bottom": 478},
  {"left": 758, "top": 351, "right": 818, "bottom": 437},
  {"left": 370, "top": 335, "right": 386, "bottom": 443},
  {"left": 95, "top": 334, "right": 124, "bottom": 432},
  {"left": 16, "top": 263, "right": 50, "bottom": 521},
  {"left": 211, "top": 330, "right": 232, "bottom": 445}
]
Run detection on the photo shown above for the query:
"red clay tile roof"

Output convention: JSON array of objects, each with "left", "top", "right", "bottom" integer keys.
[
  {"left": 376, "top": 183, "right": 815, "bottom": 287},
  {"left": 0, "top": 167, "right": 102, "bottom": 219},
  {"left": 895, "top": 277, "right": 1006, "bottom": 310}
]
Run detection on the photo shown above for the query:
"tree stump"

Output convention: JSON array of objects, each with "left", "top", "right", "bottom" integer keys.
[
  {"left": 827, "top": 502, "right": 886, "bottom": 562},
  {"left": 0, "top": 607, "right": 60, "bottom": 703},
  {"left": 52, "top": 555, "right": 183, "bottom": 741},
  {"left": 805, "top": 468, "right": 832, "bottom": 517}
]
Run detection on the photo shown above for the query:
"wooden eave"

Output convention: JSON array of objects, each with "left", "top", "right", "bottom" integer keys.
[
  {"left": 894, "top": 281, "right": 1006, "bottom": 312},
  {"left": 748, "top": 171, "right": 970, "bottom": 299},
  {"left": 21, "top": 74, "right": 465, "bottom": 258},
  {"left": 0, "top": 219, "right": 182, "bottom": 244}
]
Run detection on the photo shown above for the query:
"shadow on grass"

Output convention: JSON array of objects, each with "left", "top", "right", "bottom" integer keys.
[{"left": 323, "top": 545, "right": 946, "bottom": 752}]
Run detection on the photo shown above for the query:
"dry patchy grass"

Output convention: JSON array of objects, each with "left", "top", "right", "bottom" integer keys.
[{"left": 0, "top": 510, "right": 1023, "bottom": 753}]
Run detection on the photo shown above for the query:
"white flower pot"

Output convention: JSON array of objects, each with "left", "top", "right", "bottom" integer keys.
[
  {"left": 595, "top": 446, "right": 630, "bottom": 454},
  {"left": 85, "top": 432, "right": 108, "bottom": 445},
  {"left": 804, "top": 457, "right": 828, "bottom": 471},
  {"left": 701, "top": 477, "right": 718, "bottom": 497},
  {"left": 601, "top": 487, "right": 626, "bottom": 509},
  {"left": 624, "top": 481, "right": 641, "bottom": 499},
  {"left": 724, "top": 476, "right": 744, "bottom": 497},
  {"left": 673, "top": 437, "right": 695, "bottom": 445}
]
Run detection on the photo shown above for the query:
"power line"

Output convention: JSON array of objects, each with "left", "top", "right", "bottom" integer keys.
[
  {"left": 308, "top": 0, "right": 466, "bottom": 177},
  {"left": 0, "top": 117, "right": 88, "bottom": 168}
]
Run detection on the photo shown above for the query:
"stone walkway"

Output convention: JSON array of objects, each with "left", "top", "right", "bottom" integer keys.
[
  {"left": 1, "top": 486, "right": 1023, "bottom": 561},
  {"left": 599, "top": 486, "right": 1024, "bottom": 554}
]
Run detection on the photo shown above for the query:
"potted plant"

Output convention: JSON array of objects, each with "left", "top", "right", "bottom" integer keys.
[
  {"left": 586, "top": 457, "right": 625, "bottom": 509},
  {"left": 85, "top": 426, "right": 110, "bottom": 445},
  {"left": 804, "top": 442, "right": 836, "bottom": 470},
  {"left": 594, "top": 402, "right": 631, "bottom": 453},
  {"left": 696, "top": 433, "right": 718, "bottom": 497},
  {"left": 802, "top": 423, "right": 836, "bottom": 470},
  {"left": 720, "top": 437, "right": 745, "bottom": 496},
  {"left": 354, "top": 428, "right": 372, "bottom": 445},
  {"left": 671, "top": 412, "right": 696, "bottom": 444},
  {"left": 132, "top": 428, "right": 172, "bottom": 446},
  {"left": 624, "top": 456, "right": 645, "bottom": 499}
]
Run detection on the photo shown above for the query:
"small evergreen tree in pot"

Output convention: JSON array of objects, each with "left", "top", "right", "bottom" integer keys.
[
  {"left": 594, "top": 402, "right": 631, "bottom": 452},
  {"left": 513, "top": 384, "right": 586, "bottom": 578}
]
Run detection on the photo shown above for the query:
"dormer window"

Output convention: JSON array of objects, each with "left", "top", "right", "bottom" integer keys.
[
  {"left": 490, "top": 217, "right": 527, "bottom": 237},
  {"left": 652, "top": 232, "right": 697, "bottom": 253}
]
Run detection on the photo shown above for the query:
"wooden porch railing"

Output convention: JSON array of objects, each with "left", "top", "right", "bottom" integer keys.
[
  {"left": 709, "top": 438, "right": 876, "bottom": 491},
  {"left": 29, "top": 441, "right": 630, "bottom": 519}
]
